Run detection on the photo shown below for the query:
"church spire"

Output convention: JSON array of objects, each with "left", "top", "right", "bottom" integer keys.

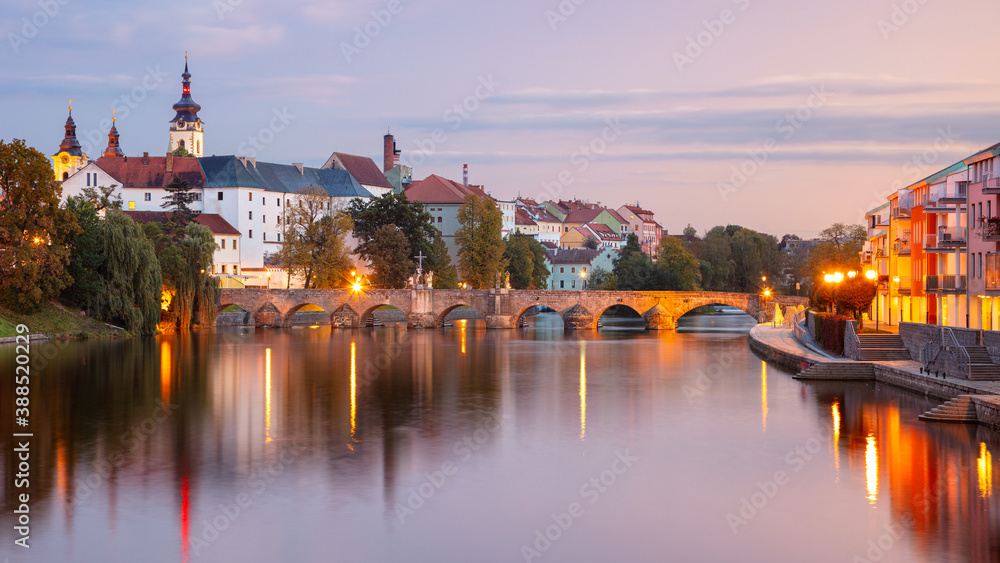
[
  {"left": 103, "top": 110, "right": 124, "bottom": 157},
  {"left": 170, "top": 53, "right": 201, "bottom": 125},
  {"left": 55, "top": 99, "right": 84, "bottom": 157}
]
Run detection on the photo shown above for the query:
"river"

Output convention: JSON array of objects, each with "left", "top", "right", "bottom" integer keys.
[{"left": 1, "top": 311, "right": 997, "bottom": 562}]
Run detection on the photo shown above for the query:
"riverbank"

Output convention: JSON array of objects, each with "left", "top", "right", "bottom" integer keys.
[
  {"left": 0, "top": 301, "right": 127, "bottom": 342},
  {"left": 749, "top": 324, "right": 1000, "bottom": 429}
]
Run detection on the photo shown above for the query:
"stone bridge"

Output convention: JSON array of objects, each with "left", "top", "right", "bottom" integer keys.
[{"left": 217, "top": 288, "right": 808, "bottom": 330}]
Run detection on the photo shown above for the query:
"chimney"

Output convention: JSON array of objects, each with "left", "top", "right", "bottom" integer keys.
[
  {"left": 142, "top": 152, "right": 149, "bottom": 166},
  {"left": 293, "top": 163, "right": 304, "bottom": 174},
  {"left": 165, "top": 151, "right": 174, "bottom": 173},
  {"left": 463, "top": 164, "right": 468, "bottom": 186},
  {"left": 383, "top": 133, "right": 400, "bottom": 172}
]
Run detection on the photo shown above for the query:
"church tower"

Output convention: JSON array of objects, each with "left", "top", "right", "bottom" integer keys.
[
  {"left": 168, "top": 55, "right": 204, "bottom": 157},
  {"left": 103, "top": 111, "right": 124, "bottom": 157},
  {"left": 52, "top": 100, "right": 88, "bottom": 181}
]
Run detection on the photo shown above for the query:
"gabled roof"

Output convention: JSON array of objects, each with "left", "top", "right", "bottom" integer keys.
[
  {"left": 515, "top": 208, "right": 536, "bottom": 226},
  {"left": 515, "top": 197, "right": 540, "bottom": 207},
  {"left": 122, "top": 211, "right": 240, "bottom": 235},
  {"left": 583, "top": 222, "right": 623, "bottom": 240},
  {"left": 540, "top": 241, "right": 557, "bottom": 249},
  {"left": 622, "top": 204, "right": 653, "bottom": 216},
  {"left": 324, "top": 152, "right": 394, "bottom": 190},
  {"left": 94, "top": 156, "right": 205, "bottom": 189},
  {"left": 963, "top": 141, "right": 1000, "bottom": 166},
  {"left": 545, "top": 248, "right": 603, "bottom": 265},
  {"left": 405, "top": 174, "right": 490, "bottom": 204},
  {"left": 604, "top": 208, "right": 628, "bottom": 226}
]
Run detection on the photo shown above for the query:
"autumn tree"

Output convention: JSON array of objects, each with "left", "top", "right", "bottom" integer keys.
[
  {"left": 836, "top": 275, "right": 877, "bottom": 323},
  {"left": 0, "top": 139, "right": 78, "bottom": 312},
  {"left": 455, "top": 194, "right": 507, "bottom": 288},
  {"left": 278, "top": 186, "right": 353, "bottom": 289},
  {"left": 503, "top": 234, "right": 551, "bottom": 290}
]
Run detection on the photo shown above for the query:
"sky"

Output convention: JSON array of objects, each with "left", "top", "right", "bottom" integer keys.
[{"left": 4, "top": 0, "right": 1000, "bottom": 238}]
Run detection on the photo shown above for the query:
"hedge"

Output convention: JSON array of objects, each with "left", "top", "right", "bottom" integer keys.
[{"left": 812, "top": 312, "right": 850, "bottom": 356}]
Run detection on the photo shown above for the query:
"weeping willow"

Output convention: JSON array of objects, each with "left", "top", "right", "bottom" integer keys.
[
  {"left": 160, "top": 223, "right": 219, "bottom": 331},
  {"left": 96, "top": 211, "right": 163, "bottom": 334}
]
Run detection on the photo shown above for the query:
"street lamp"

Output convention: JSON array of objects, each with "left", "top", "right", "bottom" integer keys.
[
  {"left": 824, "top": 271, "right": 844, "bottom": 315},
  {"left": 580, "top": 270, "right": 587, "bottom": 290},
  {"left": 865, "top": 269, "right": 879, "bottom": 332}
]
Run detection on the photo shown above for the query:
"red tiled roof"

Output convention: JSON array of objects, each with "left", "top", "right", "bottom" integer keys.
[
  {"left": 95, "top": 156, "right": 205, "bottom": 189},
  {"left": 564, "top": 208, "right": 603, "bottom": 224},
  {"left": 515, "top": 197, "right": 539, "bottom": 207},
  {"left": 540, "top": 241, "right": 557, "bottom": 249},
  {"left": 515, "top": 208, "right": 536, "bottom": 226},
  {"left": 405, "top": 174, "right": 490, "bottom": 204},
  {"left": 604, "top": 208, "right": 628, "bottom": 226},
  {"left": 122, "top": 211, "right": 241, "bottom": 235},
  {"left": 330, "top": 152, "right": 394, "bottom": 190},
  {"left": 622, "top": 204, "right": 654, "bottom": 217},
  {"left": 584, "top": 222, "right": 622, "bottom": 240}
]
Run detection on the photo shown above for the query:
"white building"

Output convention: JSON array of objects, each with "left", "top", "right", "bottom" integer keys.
[{"left": 545, "top": 248, "right": 617, "bottom": 290}]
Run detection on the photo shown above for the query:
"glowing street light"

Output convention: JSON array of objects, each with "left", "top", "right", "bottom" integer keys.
[{"left": 580, "top": 269, "right": 587, "bottom": 290}]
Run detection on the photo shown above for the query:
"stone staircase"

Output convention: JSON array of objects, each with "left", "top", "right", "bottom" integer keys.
[
  {"left": 855, "top": 334, "right": 911, "bottom": 361},
  {"left": 964, "top": 346, "right": 1000, "bottom": 380},
  {"left": 793, "top": 362, "right": 875, "bottom": 381},
  {"left": 918, "top": 395, "right": 978, "bottom": 423}
]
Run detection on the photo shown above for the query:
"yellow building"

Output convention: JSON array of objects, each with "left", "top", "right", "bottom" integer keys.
[{"left": 51, "top": 102, "right": 87, "bottom": 181}]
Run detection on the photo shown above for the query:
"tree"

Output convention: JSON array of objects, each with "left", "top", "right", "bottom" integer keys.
[
  {"left": 142, "top": 220, "right": 218, "bottom": 331},
  {"left": 62, "top": 197, "right": 105, "bottom": 312},
  {"left": 0, "top": 139, "right": 78, "bottom": 312},
  {"left": 81, "top": 184, "right": 122, "bottom": 211},
  {"left": 804, "top": 223, "right": 867, "bottom": 284},
  {"left": 683, "top": 224, "right": 697, "bottom": 238},
  {"left": 613, "top": 234, "right": 644, "bottom": 276},
  {"left": 429, "top": 231, "right": 458, "bottom": 289},
  {"left": 278, "top": 186, "right": 352, "bottom": 289},
  {"left": 504, "top": 234, "right": 550, "bottom": 290},
  {"left": 161, "top": 176, "right": 199, "bottom": 227},
  {"left": 172, "top": 146, "right": 193, "bottom": 157},
  {"left": 583, "top": 236, "right": 600, "bottom": 249},
  {"left": 94, "top": 210, "right": 162, "bottom": 334},
  {"left": 695, "top": 227, "right": 734, "bottom": 291},
  {"left": 348, "top": 192, "right": 438, "bottom": 282},
  {"left": 587, "top": 265, "right": 615, "bottom": 290},
  {"left": 368, "top": 225, "right": 413, "bottom": 288},
  {"left": 615, "top": 251, "right": 657, "bottom": 290},
  {"left": 455, "top": 194, "right": 507, "bottom": 288},
  {"left": 836, "top": 275, "right": 877, "bottom": 322},
  {"left": 656, "top": 236, "right": 701, "bottom": 290}
]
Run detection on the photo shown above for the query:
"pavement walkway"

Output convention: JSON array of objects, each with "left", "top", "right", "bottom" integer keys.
[{"left": 750, "top": 323, "right": 1000, "bottom": 396}]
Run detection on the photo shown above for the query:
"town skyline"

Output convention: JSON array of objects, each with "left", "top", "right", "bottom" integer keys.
[{"left": 6, "top": 0, "right": 1000, "bottom": 237}]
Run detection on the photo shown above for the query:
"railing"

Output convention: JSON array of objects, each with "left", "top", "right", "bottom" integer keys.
[
  {"left": 921, "top": 340, "right": 937, "bottom": 373},
  {"left": 893, "top": 241, "right": 911, "bottom": 254},
  {"left": 943, "top": 327, "right": 970, "bottom": 379},
  {"left": 890, "top": 206, "right": 911, "bottom": 219},
  {"left": 977, "top": 219, "right": 1000, "bottom": 240},
  {"left": 925, "top": 275, "right": 967, "bottom": 291},
  {"left": 984, "top": 174, "right": 1000, "bottom": 191},
  {"left": 937, "top": 226, "right": 966, "bottom": 243},
  {"left": 923, "top": 233, "right": 937, "bottom": 248},
  {"left": 844, "top": 319, "right": 860, "bottom": 360},
  {"left": 793, "top": 308, "right": 808, "bottom": 344},
  {"left": 925, "top": 183, "right": 968, "bottom": 206}
]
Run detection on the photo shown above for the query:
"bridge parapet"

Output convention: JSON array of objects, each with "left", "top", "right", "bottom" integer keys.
[{"left": 216, "top": 289, "right": 808, "bottom": 330}]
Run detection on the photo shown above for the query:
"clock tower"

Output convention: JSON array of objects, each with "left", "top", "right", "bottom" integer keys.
[
  {"left": 52, "top": 100, "right": 87, "bottom": 181},
  {"left": 168, "top": 55, "right": 204, "bottom": 157}
]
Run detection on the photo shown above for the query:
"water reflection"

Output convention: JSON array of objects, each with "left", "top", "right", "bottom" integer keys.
[{"left": 2, "top": 320, "right": 1000, "bottom": 562}]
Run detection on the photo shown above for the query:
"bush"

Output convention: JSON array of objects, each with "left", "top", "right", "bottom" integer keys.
[{"left": 812, "top": 312, "right": 850, "bottom": 356}]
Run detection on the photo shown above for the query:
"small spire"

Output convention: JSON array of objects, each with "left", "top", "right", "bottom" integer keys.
[
  {"left": 68, "top": 98, "right": 72, "bottom": 113},
  {"left": 112, "top": 108, "right": 116, "bottom": 123}
]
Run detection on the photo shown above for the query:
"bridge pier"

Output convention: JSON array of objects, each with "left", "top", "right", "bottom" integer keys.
[{"left": 642, "top": 303, "right": 675, "bottom": 330}]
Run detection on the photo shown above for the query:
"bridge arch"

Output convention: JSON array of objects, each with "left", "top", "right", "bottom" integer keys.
[
  {"left": 435, "top": 304, "right": 485, "bottom": 328},
  {"left": 514, "top": 304, "right": 567, "bottom": 329},
  {"left": 593, "top": 304, "right": 644, "bottom": 330},
  {"left": 282, "top": 303, "right": 330, "bottom": 327},
  {"left": 360, "top": 304, "right": 408, "bottom": 328},
  {"left": 216, "top": 304, "right": 254, "bottom": 326},
  {"left": 674, "top": 297, "right": 757, "bottom": 322}
]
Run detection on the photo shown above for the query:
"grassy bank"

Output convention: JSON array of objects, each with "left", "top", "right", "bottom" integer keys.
[{"left": 0, "top": 301, "right": 128, "bottom": 339}]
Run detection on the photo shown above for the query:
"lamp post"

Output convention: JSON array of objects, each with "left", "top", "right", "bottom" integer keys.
[
  {"left": 865, "top": 269, "right": 879, "bottom": 332},
  {"left": 824, "top": 271, "right": 844, "bottom": 315},
  {"left": 580, "top": 270, "right": 587, "bottom": 290}
]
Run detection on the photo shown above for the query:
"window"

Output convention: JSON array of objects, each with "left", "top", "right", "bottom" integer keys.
[
  {"left": 249, "top": 230, "right": 252, "bottom": 239},
  {"left": 438, "top": 217, "right": 442, "bottom": 223},
  {"left": 193, "top": 193, "right": 201, "bottom": 201},
  {"left": 560, "top": 267, "right": 564, "bottom": 273},
  {"left": 218, "top": 192, "right": 224, "bottom": 201},
  {"left": 144, "top": 192, "right": 151, "bottom": 201},
  {"left": 263, "top": 198, "right": 266, "bottom": 205},
  {"left": 560, "top": 280, "right": 564, "bottom": 289},
  {"left": 583, "top": 267, "right": 587, "bottom": 273},
  {"left": 222, "top": 265, "right": 227, "bottom": 274},
  {"left": 233, "top": 239, "right": 237, "bottom": 250},
  {"left": 249, "top": 193, "right": 253, "bottom": 202},
  {"left": 212, "top": 264, "right": 217, "bottom": 274},
  {"left": 249, "top": 211, "right": 253, "bottom": 220},
  {"left": 278, "top": 199, "right": 281, "bottom": 207},
  {"left": 263, "top": 233, "right": 266, "bottom": 241},
  {"left": 277, "top": 233, "right": 281, "bottom": 242},
  {"left": 234, "top": 265, "right": 239, "bottom": 275},
  {"left": 572, "top": 280, "right": 576, "bottom": 289},
  {"left": 264, "top": 215, "right": 266, "bottom": 224},
  {"left": 222, "top": 239, "right": 226, "bottom": 249},
  {"left": 128, "top": 201, "right": 135, "bottom": 210}
]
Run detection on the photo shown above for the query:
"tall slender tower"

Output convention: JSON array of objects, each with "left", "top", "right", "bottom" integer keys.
[
  {"left": 52, "top": 99, "right": 88, "bottom": 181},
  {"left": 168, "top": 54, "right": 204, "bottom": 157}
]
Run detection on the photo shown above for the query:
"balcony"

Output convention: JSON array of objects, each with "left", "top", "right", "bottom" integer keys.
[
  {"left": 892, "top": 240, "right": 910, "bottom": 255},
  {"left": 923, "top": 182, "right": 968, "bottom": 212},
  {"left": 874, "top": 214, "right": 890, "bottom": 227},
  {"left": 976, "top": 218, "right": 1000, "bottom": 241},
  {"left": 890, "top": 206, "right": 911, "bottom": 220},
  {"left": 925, "top": 274, "right": 967, "bottom": 293},
  {"left": 983, "top": 175, "right": 1000, "bottom": 195},
  {"left": 937, "top": 226, "right": 966, "bottom": 245}
]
